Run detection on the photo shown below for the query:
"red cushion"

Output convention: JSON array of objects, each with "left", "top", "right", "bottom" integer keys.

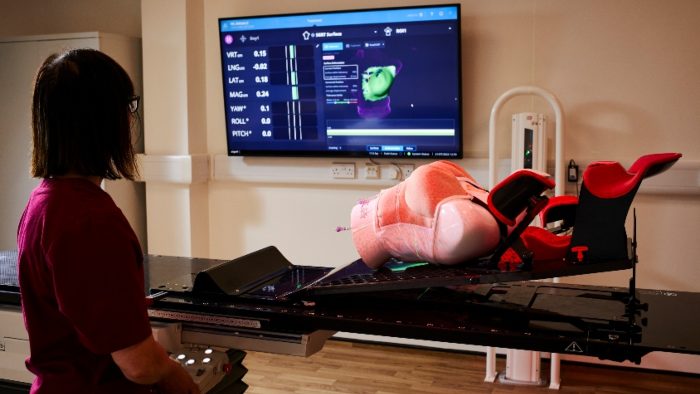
[
  {"left": 538, "top": 195, "right": 578, "bottom": 225},
  {"left": 584, "top": 153, "right": 681, "bottom": 199},
  {"left": 520, "top": 227, "right": 572, "bottom": 261},
  {"left": 487, "top": 170, "right": 555, "bottom": 226}
]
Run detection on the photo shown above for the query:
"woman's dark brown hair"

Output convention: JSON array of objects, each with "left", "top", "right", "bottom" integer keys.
[{"left": 31, "top": 48, "right": 138, "bottom": 180}]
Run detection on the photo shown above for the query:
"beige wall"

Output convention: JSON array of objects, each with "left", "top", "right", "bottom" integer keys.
[
  {"left": 199, "top": 0, "right": 700, "bottom": 292},
  {"left": 0, "top": 2, "right": 146, "bottom": 249},
  {"left": 0, "top": 0, "right": 141, "bottom": 38},
  {"left": 1, "top": 0, "right": 698, "bottom": 293},
  {"left": 203, "top": 0, "right": 700, "bottom": 161},
  {"left": 0, "top": 0, "right": 698, "bottom": 374}
]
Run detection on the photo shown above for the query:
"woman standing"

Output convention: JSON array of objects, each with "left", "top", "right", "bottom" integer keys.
[{"left": 17, "top": 48, "right": 199, "bottom": 394}]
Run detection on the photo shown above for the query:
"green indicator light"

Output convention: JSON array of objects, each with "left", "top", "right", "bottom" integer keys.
[{"left": 389, "top": 261, "right": 429, "bottom": 272}]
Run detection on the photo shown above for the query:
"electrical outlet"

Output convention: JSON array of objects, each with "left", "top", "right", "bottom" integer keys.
[
  {"left": 364, "top": 164, "right": 380, "bottom": 179},
  {"left": 567, "top": 159, "right": 579, "bottom": 182},
  {"left": 331, "top": 162, "right": 355, "bottom": 179},
  {"left": 397, "top": 164, "right": 415, "bottom": 179}
]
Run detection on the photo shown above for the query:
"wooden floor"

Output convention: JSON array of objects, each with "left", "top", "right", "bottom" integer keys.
[{"left": 241, "top": 340, "right": 700, "bottom": 394}]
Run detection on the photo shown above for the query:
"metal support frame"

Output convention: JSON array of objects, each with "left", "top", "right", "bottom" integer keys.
[{"left": 486, "top": 85, "right": 565, "bottom": 389}]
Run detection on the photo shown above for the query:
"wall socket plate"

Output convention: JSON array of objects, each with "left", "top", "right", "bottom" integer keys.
[
  {"left": 364, "top": 164, "right": 380, "bottom": 179},
  {"left": 396, "top": 164, "right": 415, "bottom": 179},
  {"left": 331, "top": 162, "right": 356, "bottom": 179},
  {"left": 361, "top": 163, "right": 415, "bottom": 180}
]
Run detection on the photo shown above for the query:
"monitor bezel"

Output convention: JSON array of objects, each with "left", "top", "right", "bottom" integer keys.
[{"left": 217, "top": 3, "right": 463, "bottom": 159}]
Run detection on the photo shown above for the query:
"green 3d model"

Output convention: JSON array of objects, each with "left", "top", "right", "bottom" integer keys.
[{"left": 362, "top": 65, "right": 397, "bottom": 102}]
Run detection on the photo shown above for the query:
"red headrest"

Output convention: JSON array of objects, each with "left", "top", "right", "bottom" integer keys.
[
  {"left": 584, "top": 153, "right": 682, "bottom": 199},
  {"left": 488, "top": 169, "right": 555, "bottom": 226}
]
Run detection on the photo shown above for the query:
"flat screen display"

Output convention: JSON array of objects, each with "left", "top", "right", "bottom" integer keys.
[{"left": 218, "top": 4, "right": 462, "bottom": 158}]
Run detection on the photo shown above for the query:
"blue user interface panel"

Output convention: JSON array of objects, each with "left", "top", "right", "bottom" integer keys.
[{"left": 218, "top": 5, "right": 462, "bottom": 158}]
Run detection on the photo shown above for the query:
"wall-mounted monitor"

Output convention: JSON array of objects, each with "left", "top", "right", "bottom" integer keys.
[{"left": 218, "top": 4, "right": 462, "bottom": 158}]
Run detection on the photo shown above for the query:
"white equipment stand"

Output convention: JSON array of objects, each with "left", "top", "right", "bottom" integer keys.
[{"left": 485, "top": 85, "right": 565, "bottom": 390}]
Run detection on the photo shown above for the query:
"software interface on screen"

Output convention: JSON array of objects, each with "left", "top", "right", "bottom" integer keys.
[{"left": 219, "top": 5, "right": 462, "bottom": 158}]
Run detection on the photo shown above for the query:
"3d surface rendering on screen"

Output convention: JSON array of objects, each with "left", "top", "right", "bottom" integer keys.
[
  {"left": 218, "top": 4, "right": 462, "bottom": 158},
  {"left": 359, "top": 64, "right": 400, "bottom": 118},
  {"left": 362, "top": 66, "right": 397, "bottom": 103}
]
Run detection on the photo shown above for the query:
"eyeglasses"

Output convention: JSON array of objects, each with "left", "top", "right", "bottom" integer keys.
[{"left": 129, "top": 96, "right": 140, "bottom": 113}]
